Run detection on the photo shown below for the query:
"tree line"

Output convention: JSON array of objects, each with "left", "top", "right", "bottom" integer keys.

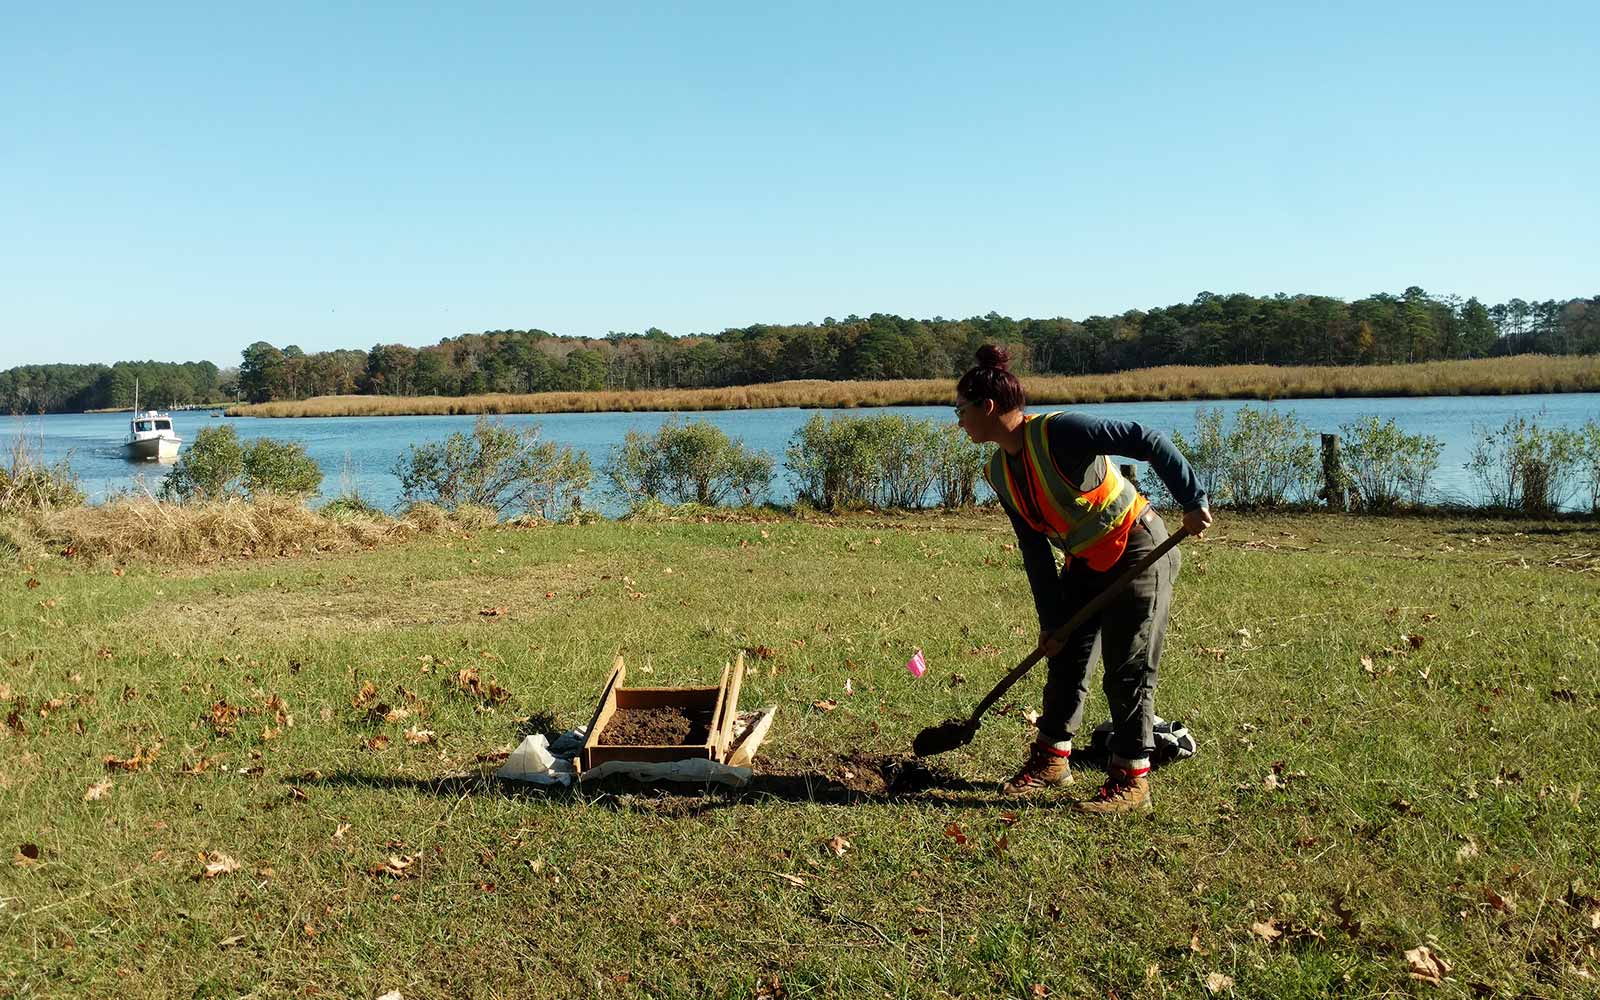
[
  {"left": 5, "top": 289, "right": 1596, "bottom": 412},
  {"left": 0, "top": 360, "right": 225, "bottom": 415}
]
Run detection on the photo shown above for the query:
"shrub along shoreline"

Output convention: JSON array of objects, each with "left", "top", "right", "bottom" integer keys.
[
  {"left": 4, "top": 406, "right": 1597, "bottom": 565},
  {"left": 224, "top": 354, "right": 1600, "bottom": 418}
]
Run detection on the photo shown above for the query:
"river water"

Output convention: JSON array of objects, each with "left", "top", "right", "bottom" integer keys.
[{"left": 14, "top": 393, "right": 1599, "bottom": 513}]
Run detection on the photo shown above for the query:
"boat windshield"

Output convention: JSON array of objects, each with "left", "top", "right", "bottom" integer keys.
[
  {"left": 155, "top": 420, "right": 172, "bottom": 431},
  {"left": 135, "top": 420, "right": 155, "bottom": 432}
]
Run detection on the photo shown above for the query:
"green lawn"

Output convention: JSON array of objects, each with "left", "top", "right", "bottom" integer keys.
[{"left": 2, "top": 509, "right": 1597, "bottom": 999}]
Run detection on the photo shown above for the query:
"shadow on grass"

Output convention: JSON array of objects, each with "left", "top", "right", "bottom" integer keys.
[{"left": 295, "top": 749, "right": 1170, "bottom": 814}]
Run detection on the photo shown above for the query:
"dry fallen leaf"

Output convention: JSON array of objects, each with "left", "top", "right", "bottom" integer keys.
[
  {"left": 198, "top": 852, "right": 242, "bottom": 880},
  {"left": 333, "top": 822, "right": 351, "bottom": 841},
  {"left": 1261, "top": 772, "right": 1281, "bottom": 792},
  {"left": 218, "top": 933, "right": 246, "bottom": 949},
  {"left": 84, "top": 779, "right": 112, "bottom": 802},
  {"left": 366, "top": 735, "right": 392, "bottom": 751},
  {"left": 478, "top": 606, "right": 509, "bottom": 618},
  {"left": 377, "top": 992, "right": 404, "bottom": 1000},
  {"left": 1203, "top": 971, "right": 1234, "bottom": 994},
  {"left": 370, "top": 854, "right": 418, "bottom": 879},
  {"left": 825, "top": 835, "right": 850, "bottom": 858},
  {"left": 1455, "top": 839, "right": 1479, "bottom": 863},
  {"left": 811, "top": 699, "right": 837, "bottom": 712},
  {"left": 942, "top": 822, "right": 967, "bottom": 846},
  {"left": 773, "top": 872, "right": 806, "bottom": 888},
  {"left": 1360, "top": 655, "right": 1375, "bottom": 674},
  {"left": 383, "top": 706, "right": 410, "bottom": 723},
  {"left": 208, "top": 700, "right": 240, "bottom": 735},
  {"left": 1483, "top": 887, "right": 1517, "bottom": 914},
  {"left": 182, "top": 756, "right": 218, "bottom": 776},
  {"left": 104, "top": 744, "right": 160, "bottom": 772},
  {"left": 1405, "top": 633, "right": 1425, "bottom": 650},
  {"left": 403, "top": 727, "right": 437, "bottom": 746},
  {"left": 1405, "top": 944, "right": 1450, "bottom": 984},
  {"left": 1250, "top": 919, "right": 1283, "bottom": 943},
  {"left": 352, "top": 680, "right": 378, "bottom": 709}
]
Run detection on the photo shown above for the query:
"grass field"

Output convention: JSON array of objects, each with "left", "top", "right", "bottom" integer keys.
[
  {"left": 224, "top": 355, "right": 1600, "bottom": 418},
  {"left": 2, "top": 508, "right": 1598, "bottom": 998}
]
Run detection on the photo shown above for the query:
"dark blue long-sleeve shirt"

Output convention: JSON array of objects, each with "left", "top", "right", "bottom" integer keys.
[{"left": 1003, "top": 412, "right": 1206, "bottom": 630}]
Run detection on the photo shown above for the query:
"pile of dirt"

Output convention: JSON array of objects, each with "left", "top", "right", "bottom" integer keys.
[
  {"left": 599, "top": 706, "right": 712, "bottom": 746},
  {"left": 832, "top": 752, "right": 952, "bottom": 796}
]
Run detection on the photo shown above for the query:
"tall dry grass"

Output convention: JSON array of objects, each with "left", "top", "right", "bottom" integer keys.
[
  {"left": 11, "top": 498, "right": 480, "bottom": 564},
  {"left": 1, "top": 423, "right": 84, "bottom": 516},
  {"left": 227, "top": 354, "right": 1600, "bottom": 418}
]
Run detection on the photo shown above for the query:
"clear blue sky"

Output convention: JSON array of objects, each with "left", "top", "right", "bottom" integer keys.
[{"left": 3, "top": 2, "right": 1595, "bottom": 370}]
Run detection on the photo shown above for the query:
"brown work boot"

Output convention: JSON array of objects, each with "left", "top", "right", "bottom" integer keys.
[
  {"left": 999, "top": 742, "right": 1074, "bottom": 795},
  {"left": 1076, "top": 769, "right": 1152, "bottom": 814}
]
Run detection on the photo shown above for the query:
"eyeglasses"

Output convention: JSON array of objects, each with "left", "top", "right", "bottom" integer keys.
[{"left": 953, "top": 400, "right": 975, "bottom": 419}]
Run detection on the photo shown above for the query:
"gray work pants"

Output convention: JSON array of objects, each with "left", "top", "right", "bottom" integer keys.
[{"left": 1036, "top": 511, "right": 1179, "bottom": 762}]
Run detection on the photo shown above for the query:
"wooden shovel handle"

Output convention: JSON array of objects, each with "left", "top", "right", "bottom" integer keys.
[{"left": 967, "top": 525, "right": 1189, "bottom": 725}]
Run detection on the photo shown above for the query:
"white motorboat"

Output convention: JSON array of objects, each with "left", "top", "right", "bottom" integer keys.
[
  {"left": 125, "top": 411, "right": 182, "bottom": 461},
  {"left": 123, "top": 381, "right": 182, "bottom": 462}
]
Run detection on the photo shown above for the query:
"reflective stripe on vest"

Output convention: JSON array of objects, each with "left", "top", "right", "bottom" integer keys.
[{"left": 984, "top": 412, "right": 1146, "bottom": 567}]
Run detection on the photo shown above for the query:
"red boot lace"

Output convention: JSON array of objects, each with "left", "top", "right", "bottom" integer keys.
[{"left": 1096, "top": 772, "right": 1135, "bottom": 799}]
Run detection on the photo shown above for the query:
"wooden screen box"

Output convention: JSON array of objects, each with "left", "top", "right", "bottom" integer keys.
[{"left": 579, "top": 653, "right": 747, "bottom": 772}]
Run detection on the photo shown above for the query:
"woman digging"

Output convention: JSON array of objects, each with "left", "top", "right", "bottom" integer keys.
[{"left": 955, "top": 345, "right": 1212, "bottom": 813}]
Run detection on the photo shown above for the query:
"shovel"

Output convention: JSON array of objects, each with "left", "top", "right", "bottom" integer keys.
[{"left": 912, "top": 524, "right": 1188, "bottom": 758}]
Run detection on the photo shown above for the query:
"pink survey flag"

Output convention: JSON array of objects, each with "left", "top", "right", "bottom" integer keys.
[{"left": 905, "top": 649, "right": 928, "bottom": 678}]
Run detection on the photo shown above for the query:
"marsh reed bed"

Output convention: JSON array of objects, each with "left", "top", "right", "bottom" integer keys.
[{"left": 226, "top": 354, "right": 1600, "bottom": 418}]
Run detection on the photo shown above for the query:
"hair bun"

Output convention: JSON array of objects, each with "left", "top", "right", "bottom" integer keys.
[{"left": 975, "top": 344, "right": 1010, "bottom": 371}]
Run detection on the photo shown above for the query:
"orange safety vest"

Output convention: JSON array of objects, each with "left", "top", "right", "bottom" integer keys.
[{"left": 984, "top": 412, "right": 1148, "bottom": 572}]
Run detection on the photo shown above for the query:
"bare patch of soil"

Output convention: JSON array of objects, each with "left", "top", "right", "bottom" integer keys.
[
  {"left": 599, "top": 706, "right": 712, "bottom": 746},
  {"left": 828, "top": 752, "right": 954, "bottom": 796}
]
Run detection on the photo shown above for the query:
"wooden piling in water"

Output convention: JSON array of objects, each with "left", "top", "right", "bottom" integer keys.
[
  {"left": 1321, "top": 433, "right": 1348, "bottom": 511},
  {"left": 1120, "top": 463, "right": 1141, "bottom": 494}
]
